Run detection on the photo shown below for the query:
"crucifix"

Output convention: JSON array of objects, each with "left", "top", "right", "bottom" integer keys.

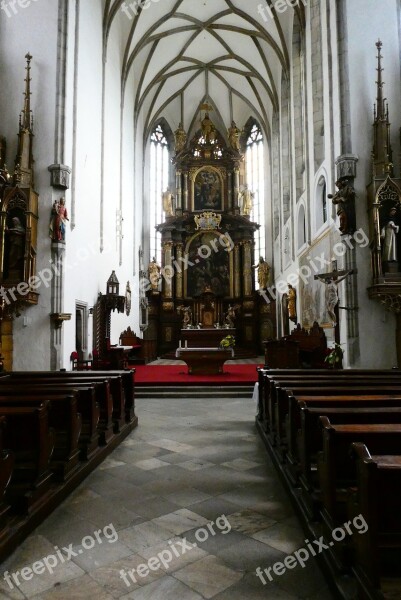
[{"left": 314, "top": 259, "right": 357, "bottom": 344}]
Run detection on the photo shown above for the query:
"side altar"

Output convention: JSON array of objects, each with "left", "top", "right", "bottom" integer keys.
[{"left": 144, "top": 108, "right": 276, "bottom": 358}]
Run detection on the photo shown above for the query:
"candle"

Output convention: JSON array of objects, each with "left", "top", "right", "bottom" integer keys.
[
  {"left": 179, "top": 340, "right": 182, "bottom": 348},
  {"left": 185, "top": 340, "right": 188, "bottom": 348}
]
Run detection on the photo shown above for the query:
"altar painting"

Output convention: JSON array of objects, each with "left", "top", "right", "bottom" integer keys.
[
  {"left": 193, "top": 169, "right": 222, "bottom": 211},
  {"left": 186, "top": 232, "right": 230, "bottom": 297}
]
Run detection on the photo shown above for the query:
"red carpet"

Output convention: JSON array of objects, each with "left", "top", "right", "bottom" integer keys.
[{"left": 134, "top": 364, "right": 262, "bottom": 385}]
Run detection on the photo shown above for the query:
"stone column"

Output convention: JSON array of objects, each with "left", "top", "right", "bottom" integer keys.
[
  {"left": 183, "top": 172, "right": 189, "bottom": 212},
  {"left": 242, "top": 241, "right": 253, "bottom": 297},
  {"left": 234, "top": 244, "right": 241, "bottom": 298},
  {"left": 176, "top": 170, "right": 182, "bottom": 214},
  {"left": 233, "top": 168, "right": 240, "bottom": 214},
  {"left": 50, "top": 242, "right": 66, "bottom": 370},
  {"left": 227, "top": 172, "right": 233, "bottom": 212},
  {"left": 175, "top": 244, "right": 184, "bottom": 299},
  {"left": 162, "top": 241, "right": 174, "bottom": 299}
]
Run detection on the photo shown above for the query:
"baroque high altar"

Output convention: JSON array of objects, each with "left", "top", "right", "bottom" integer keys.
[{"left": 145, "top": 107, "right": 276, "bottom": 357}]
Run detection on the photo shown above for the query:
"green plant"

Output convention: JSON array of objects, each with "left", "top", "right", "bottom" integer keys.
[
  {"left": 219, "top": 335, "right": 235, "bottom": 349},
  {"left": 324, "top": 343, "right": 344, "bottom": 367}
]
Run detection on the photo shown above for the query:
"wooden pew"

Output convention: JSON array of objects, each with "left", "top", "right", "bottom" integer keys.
[
  {"left": 4, "top": 377, "right": 113, "bottom": 446},
  {"left": 348, "top": 443, "right": 401, "bottom": 595},
  {"left": 297, "top": 402, "right": 401, "bottom": 491},
  {"left": 0, "top": 393, "right": 81, "bottom": 480},
  {"left": 287, "top": 394, "right": 401, "bottom": 468},
  {"left": 9, "top": 369, "right": 136, "bottom": 425},
  {"left": 257, "top": 369, "right": 401, "bottom": 434},
  {"left": 317, "top": 418, "right": 401, "bottom": 527},
  {"left": 0, "top": 385, "right": 98, "bottom": 461},
  {"left": 272, "top": 380, "right": 401, "bottom": 445},
  {"left": 0, "top": 404, "right": 55, "bottom": 513},
  {"left": 0, "top": 417, "right": 14, "bottom": 528}
]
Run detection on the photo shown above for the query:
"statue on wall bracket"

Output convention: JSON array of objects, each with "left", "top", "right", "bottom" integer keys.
[{"left": 328, "top": 177, "right": 356, "bottom": 235}]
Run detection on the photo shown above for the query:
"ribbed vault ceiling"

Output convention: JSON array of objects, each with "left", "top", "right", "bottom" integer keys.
[{"left": 104, "top": 0, "right": 303, "bottom": 143}]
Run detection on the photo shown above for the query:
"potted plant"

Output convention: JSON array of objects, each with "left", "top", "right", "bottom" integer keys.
[
  {"left": 219, "top": 335, "right": 235, "bottom": 350},
  {"left": 324, "top": 343, "right": 344, "bottom": 369}
]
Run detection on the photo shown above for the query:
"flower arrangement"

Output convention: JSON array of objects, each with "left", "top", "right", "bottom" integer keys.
[
  {"left": 324, "top": 343, "right": 344, "bottom": 368},
  {"left": 219, "top": 335, "right": 235, "bottom": 349}
]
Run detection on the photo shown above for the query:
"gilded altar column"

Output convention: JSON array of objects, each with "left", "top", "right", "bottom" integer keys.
[
  {"left": 228, "top": 172, "right": 233, "bottom": 212},
  {"left": 233, "top": 168, "right": 240, "bottom": 213},
  {"left": 242, "top": 241, "right": 253, "bottom": 297},
  {"left": 176, "top": 170, "right": 182, "bottom": 213},
  {"left": 175, "top": 243, "right": 184, "bottom": 299},
  {"left": 234, "top": 244, "right": 241, "bottom": 298},
  {"left": 162, "top": 241, "right": 174, "bottom": 299},
  {"left": 183, "top": 172, "right": 189, "bottom": 212}
]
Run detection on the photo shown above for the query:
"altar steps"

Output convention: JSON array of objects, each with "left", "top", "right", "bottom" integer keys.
[{"left": 136, "top": 384, "right": 255, "bottom": 399}]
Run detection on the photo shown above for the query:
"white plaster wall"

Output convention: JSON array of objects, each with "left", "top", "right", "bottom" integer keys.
[
  {"left": 0, "top": 0, "right": 60, "bottom": 369},
  {"left": 0, "top": 0, "right": 141, "bottom": 370},
  {"left": 61, "top": 3, "right": 140, "bottom": 367}
]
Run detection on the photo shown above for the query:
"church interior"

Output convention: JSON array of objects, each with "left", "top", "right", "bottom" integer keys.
[{"left": 1, "top": 0, "right": 401, "bottom": 598}]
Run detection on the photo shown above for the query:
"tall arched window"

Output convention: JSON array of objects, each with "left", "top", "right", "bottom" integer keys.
[
  {"left": 245, "top": 123, "right": 265, "bottom": 283},
  {"left": 149, "top": 124, "right": 169, "bottom": 262}
]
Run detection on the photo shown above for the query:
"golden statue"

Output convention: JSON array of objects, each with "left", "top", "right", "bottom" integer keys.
[
  {"left": 287, "top": 284, "right": 297, "bottom": 322},
  {"left": 239, "top": 184, "right": 254, "bottom": 216},
  {"left": 162, "top": 187, "right": 174, "bottom": 216},
  {"left": 253, "top": 257, "right": 270, "bottom": 290},
  {"left": 174, "top": 122, "right": 187, "bottom": 153},
  {"left": 201, "top": 113, "right": 216, "bottom": 142},
  {"left": 148, "top": 257, "right": 161, "bottom": 291},
  {"left": 228, "top": 120, "right": 240, "bottom": 151}
]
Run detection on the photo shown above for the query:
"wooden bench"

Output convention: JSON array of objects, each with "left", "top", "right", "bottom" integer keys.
[
  {"left": 348, "top": 443, "right": 401, "bottom": 594},
  {"left": 317, "top": 418, "right": 401, "bottom": 526},
  {"left": 0, "top": 417, "right": 14, "bottom": 528},
  {"left": 10, "top": 369, "right": 137, "bottom": 425},
  {"left": 0, "top": 393, "right": 81, "bottom": 481},
  {"left": 0, "top": 404, "right": 55, "bottom": 514},
  {"left": 272, "top": 379, "right": 401, "bottom": 445},
  {"left": 0, "top": 383, "right": 99, "bottom": 461},
  {"left": 5, "top": 377, "right": 113, "bottom": 446},
  {"left": 296, "top": 401, "right": 401, "bottom": 491}
]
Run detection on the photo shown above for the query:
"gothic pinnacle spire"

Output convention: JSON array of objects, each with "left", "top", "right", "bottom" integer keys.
[
  {"left": 21, "top": 53, "right": 33, "bottom": 132},
  {"left": 372, "top": 40, "right": 392, "bottom": 177}
]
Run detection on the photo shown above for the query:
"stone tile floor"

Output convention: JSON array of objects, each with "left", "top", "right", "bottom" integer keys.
[{"left": 0, "top": 396, "right": 335, "bottom": 599}]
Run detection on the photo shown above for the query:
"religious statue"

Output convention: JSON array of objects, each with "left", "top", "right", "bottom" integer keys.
[
  {"left": 174, "top": 122, "right": 187, "bottom": 153},
  {"left": 252, "top": 256, "right": 270, "bottom": 290},
  {"left": 381, "top": 206, "right": 399, "bottom": 266},
  {"left": 287, "top": 284, "right": 297, "bottom": 323},
  {"left": 201, "top": 113, "right": 216, "bottom": 142},
  {"left": 328, "top": 178, "right": 356, "bottom": 235},
  {"left": 5, "top": 216, "right": 25, "bottom": 275},
  {"left": 148, "top": 257, "right": 161, "bottom": 291},
  {"left": 239, "top": 184, "right": 254, "bottom": 216},
  {"left": 162, "top": 187, "right": 174, "bottom": 216},
  {"left": 315, "top": 272, "right": 353, "bottom": 326},
  {"left": 178, "top": 305, "right": 192, "bottom": 329},
  {"left": 228, "top": 120, "right": 240, "bottom": 152},
  {"left": 49, "top": 197, "right": 69, "bottom": 242},
  {"left": 225, "top": 304, "right": 240, "bottom": 327}
]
